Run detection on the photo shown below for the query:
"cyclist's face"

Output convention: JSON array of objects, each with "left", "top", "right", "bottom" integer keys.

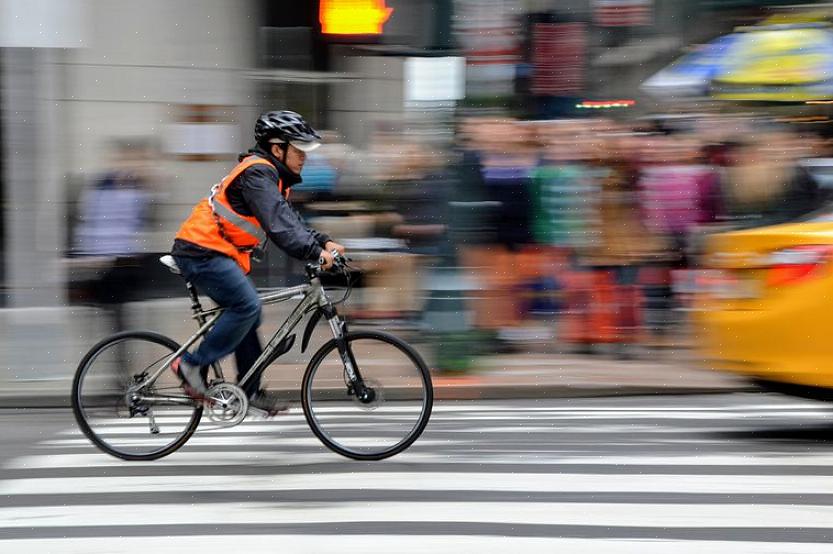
[{"left": 273, "top": 144, "right": 307, "bottom": 174}]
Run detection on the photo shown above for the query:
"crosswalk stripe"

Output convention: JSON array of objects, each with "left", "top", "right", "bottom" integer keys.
[
  {"left": 3, "top": 501, "right": 833, "bottom": 529},
  {"left": 418, "top": 403, "right": 830, "bottom": 412},
  {"left": 4, "top": 471, "right": 833, "bottom": 496},
  {"left": 5, "top": 443, "right": 454, "bottom": 469},
  {"left": 5, "top": 536, "right": 830, "bottom": 554},
  {"left": 33, "top": 435, "right": 756, "bottom": 449},
  {"left": 12, "top": 451, "right": 833, "bottom": 470}
]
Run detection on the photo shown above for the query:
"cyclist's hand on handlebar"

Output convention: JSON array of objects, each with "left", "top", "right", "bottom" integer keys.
[
  {"left": 324, "top": 241, "right": 346, "bottom": 256},
  {"left": 318, "top": 249, "right": 336, "bottom": 270}
]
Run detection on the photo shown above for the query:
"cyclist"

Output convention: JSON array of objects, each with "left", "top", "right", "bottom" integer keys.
[{"left": 170, "top": 110, "right": 345, "bottom": 414}]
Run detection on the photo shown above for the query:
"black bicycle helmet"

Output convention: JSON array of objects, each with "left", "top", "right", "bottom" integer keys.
[{"left": 254, "top": 110, "right": 321, "bottom": 151}]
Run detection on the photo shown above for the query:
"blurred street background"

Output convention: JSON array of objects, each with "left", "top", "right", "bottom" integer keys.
[
  {"left": 5, "top": 0, "right": 833, "bottom": 399},
  {"left": 6, "top": 0, "right": 833, "bottom": 551}
]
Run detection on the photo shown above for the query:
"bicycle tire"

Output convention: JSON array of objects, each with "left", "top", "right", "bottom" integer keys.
[
  {"left": 72, "top": 331, "right": 203, "bottom": 461},
  {"left": 302, "top": 330, "right": 433, "bottom": 461}
]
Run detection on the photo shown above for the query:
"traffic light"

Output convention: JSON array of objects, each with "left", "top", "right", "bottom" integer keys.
[{"left": 319, "top": 0, "right": 393, "bottom": 36}]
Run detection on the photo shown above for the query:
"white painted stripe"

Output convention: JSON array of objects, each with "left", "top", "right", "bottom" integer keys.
[
  {"left": 25, "top": 440, "right": 736, "bottom": 459},
  {"left": 57, "top": 414, "right": 796, "bottom": 437},
  {"left": 34, "top": 433, "right": 759, "bottom": 450},
  {"left": 65, "top": 408, "right": 832, "bottom": 432},
  {"left": 62, "top": 422, "right": 428, "bottom": 435},
  {"left": 4, "top": 501, "right": 833, "bottom": 529},
  {"left": 157, "top": 403, "right": 831, "bottom": 413},
  {"left": 440, "top": 424, "right": 762, "bottom": 434},
  {"left": 39, "top": 425, "right": 537, "bottom": 447},
  {"left": 40, "top": 434, "right": 313, "bottom": 447},
  {"left": 546, "top": 454, "right": 833, "bottom": 467},
  {"left": 65, "top": 422, "right": 311, "bottom": 433},
  {"left": 14, "top": 446, "right": 833, "bottom": 472},
  {"left": 16, "top": 451, "right": 827, "bottom": 469},
  {"left": 2, "top": 472, "right": 833, "bottom": 496},
  {"left": 424, "top": 412, "right": 833, "bottom": 420},
  {"left": 7, "top": 537, "right": 831, "bottom": 554},
  {"left": 57, "top": 424, "right": 761, "bottom": 439},
  {"left": 143, "top": 400, "right": 814, "bottom": 413},
  {"left": 5, "top": 442, "right": 453, "bottom": 469},
  {"left": 426, "top": 403, "right": 827, "bottom": 412}
]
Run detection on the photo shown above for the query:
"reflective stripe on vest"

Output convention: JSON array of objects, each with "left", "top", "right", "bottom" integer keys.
[
  {"left": 210, "top": 200, "right": 267, "bottom": 244},
  {"left": 208, "top": 156, "right": 284, "bottom": 252}
]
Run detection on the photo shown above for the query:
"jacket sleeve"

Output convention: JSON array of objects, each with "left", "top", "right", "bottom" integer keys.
[
  {"left": 237, "top": 165, "right": 324, "bottom": 261},
  {"left": 309, "top": 227, "right": 332, "bottom": 247}
]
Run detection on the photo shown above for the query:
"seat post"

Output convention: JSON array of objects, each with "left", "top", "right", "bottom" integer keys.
[{"left": 185, "top": 281, "right": 204, "bottom": 317}]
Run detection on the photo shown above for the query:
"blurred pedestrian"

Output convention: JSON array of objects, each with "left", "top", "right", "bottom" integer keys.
[
  {"left": 531, "top": 122, "right": 597, "bottom": 251},
  {"left": 70, "top": 138, "right": 159, "bottom": 334},
  {"left": 719, "top": 132, "right": 827, "bottom": 228},
  {"left": 637, "top": 136, "right": 720, "bottom": 345},
  {"left": 570, "top": 134, "right": 667, "bottom": 357},
  {"left": 468, "top": 120, "right": 539, "bottom": 338}
]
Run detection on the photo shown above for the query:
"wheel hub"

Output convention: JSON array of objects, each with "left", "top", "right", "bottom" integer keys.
[{"left": 351, "top": 378, "right": 384, "bottom": 411}]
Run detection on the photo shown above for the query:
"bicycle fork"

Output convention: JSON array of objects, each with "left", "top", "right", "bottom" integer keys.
[{"left": 326, "top": 313, "right": 375, "bottom": 404}]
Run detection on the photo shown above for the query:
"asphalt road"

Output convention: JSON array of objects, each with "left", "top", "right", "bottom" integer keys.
[{"left": 3, "top": 393, "right": 833, "bottom": 553}]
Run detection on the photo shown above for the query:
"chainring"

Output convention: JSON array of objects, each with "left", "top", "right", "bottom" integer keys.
[{"left": 205, "top": 382, "right": 249, "bottom": 427}]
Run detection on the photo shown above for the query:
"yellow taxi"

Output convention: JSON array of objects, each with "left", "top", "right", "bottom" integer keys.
[{"left": 695, "top": 217, "right": 833, "bottom": 399}]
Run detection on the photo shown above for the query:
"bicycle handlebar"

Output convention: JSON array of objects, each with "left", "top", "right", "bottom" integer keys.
[
  {"left": 305, "top": 250, "right": 355, "bottom": 306},
  {"left": 306, "top": 250, "right": 351, "bottom": 278}
]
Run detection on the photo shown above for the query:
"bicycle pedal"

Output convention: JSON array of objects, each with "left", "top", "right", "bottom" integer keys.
[
  {"left": 247, "top": 405, "right": 289, "bottom": 419},
  {"left": 246, "top": 406, "right": 271, "bottom": 419}
]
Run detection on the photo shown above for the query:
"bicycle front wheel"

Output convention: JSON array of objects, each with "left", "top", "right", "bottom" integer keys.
[
  {"left": 71, "top": 331, "right": 202, "bottom": 461},
  {"left": 302, "top": 330, "right": 433, "bottom": 460}
]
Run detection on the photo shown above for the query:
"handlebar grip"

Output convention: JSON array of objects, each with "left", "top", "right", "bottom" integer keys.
[{"left": 316, "top": 250, "right": 348, "bottom": 271}]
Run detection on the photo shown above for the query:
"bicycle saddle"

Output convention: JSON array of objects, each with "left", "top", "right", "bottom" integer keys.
[{"left": 159, "top": 255, "right": 181, "bottom": 275}]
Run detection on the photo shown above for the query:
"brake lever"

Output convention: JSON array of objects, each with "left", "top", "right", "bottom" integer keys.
[{"left": 315, "top": 250, "right": 350, "bottom": 273}]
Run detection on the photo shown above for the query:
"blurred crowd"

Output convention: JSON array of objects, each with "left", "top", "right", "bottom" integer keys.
[
  {"left": 66, "top": 114, "right": 833, "bottom": 368},
  {"left": 307, "top": 115, "right": 833, "bottom": 364}
]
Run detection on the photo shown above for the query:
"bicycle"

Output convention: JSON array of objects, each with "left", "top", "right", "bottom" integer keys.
[{"left": 71, "top": 252, "right": 433, "bottom": 462}]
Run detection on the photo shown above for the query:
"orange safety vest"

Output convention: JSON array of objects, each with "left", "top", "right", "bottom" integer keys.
[{"left": 176, "top": 156, "right": 289, "bottom": 273}]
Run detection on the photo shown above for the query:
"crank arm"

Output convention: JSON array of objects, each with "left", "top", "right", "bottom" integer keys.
[{"left": 147, "top": 409, "right": 160, "bottom": 434}]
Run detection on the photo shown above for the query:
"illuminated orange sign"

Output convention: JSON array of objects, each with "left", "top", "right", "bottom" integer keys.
[{"left": 320, "top": 0, "right": 393, "bottom": 35}]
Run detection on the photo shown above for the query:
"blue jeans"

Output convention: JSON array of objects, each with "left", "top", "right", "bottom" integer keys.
[{"left": 173, "top": 255, "right": 263, "bottom": 395}]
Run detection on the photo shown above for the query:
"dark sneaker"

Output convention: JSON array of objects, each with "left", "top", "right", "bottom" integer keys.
[
  {"left": 249, "top": 390, "right": 290, "bottom": 416},
  {"left": 171, "top": 356, "right": 208, "bottom": 398}
]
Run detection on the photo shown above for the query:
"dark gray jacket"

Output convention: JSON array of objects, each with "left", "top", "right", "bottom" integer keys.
[{"left": 173, "top": 146, "right": 330, "bottom": 261}]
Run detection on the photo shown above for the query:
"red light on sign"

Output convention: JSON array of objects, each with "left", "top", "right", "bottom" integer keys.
[{"left": 320, "top": 0, "right": 393, "bottom": 35}]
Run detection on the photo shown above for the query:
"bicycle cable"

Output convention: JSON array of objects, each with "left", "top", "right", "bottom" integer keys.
[{"left": 329, "top": 259, "right": 355, "bottom": 307}]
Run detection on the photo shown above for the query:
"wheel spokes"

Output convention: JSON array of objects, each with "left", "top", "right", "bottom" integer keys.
[{"left": 73, "top": 333, "right": 202, "bottom": 460}]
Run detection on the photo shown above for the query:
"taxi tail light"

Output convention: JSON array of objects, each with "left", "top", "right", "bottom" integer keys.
[{"left": 765, "top": 245, "right": 833, "bottom": 287}]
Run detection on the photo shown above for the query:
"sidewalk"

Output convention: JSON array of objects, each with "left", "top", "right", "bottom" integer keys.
[
  {"left": 0, "top": 300, "right": 749, "bottom": 408},
  {"left": 0, "top": 349, "right": 750, "bottom": 408},
  {"left": 429, "top": 350, "right": 750, "bottom": 400}
]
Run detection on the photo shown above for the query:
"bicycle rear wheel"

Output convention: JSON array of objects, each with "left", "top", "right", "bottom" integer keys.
[
  {"left": 71, "top": 331, "right": 202, "bottom": 461},
  {"left": 302, "top": 330, "right": 433, "bottom": 460}
]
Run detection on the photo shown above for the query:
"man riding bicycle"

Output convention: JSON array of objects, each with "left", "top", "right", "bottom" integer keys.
[{"left": 170, "top": 110, "right": 345, "bottom": 414}]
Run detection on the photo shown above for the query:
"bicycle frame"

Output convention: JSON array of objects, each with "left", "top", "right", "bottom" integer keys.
[{"left": 129, "top": 274, "right": 352, "bottom": 402}]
